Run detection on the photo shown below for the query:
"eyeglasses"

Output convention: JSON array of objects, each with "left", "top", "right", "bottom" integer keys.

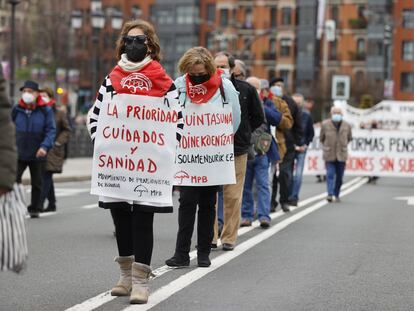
[{"left": 123, "top": 35, "right": 147, "bottom": 44}]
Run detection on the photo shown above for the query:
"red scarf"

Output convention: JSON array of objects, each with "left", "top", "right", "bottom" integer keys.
[
  {"left": 44, "top": 98, "right": 56, "bottom": 107},
  {"left": 110, "top": 60, "right": 172, "bottom": 97},
  {"left": 18, "top": 96, "right": 47, "bottom": 110},
  {"left": 185, "top": 69, "right": 222, "bottom": 104}
]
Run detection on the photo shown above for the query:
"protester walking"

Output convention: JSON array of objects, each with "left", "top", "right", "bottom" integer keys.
[
  {"left": 269, "top": 77, "right": 302, "bottom": 213},
  {"left": 241, "top": 77, "right": 281, "bottom": 228},
  {"left": 39, "top": 87, "right": 71, "bottom": 212},
  {"left": 12, "top": 80, "right": 56, "bottom": 218},
  {"left": 213, "top": 53, "right": 264, "bottom": 251},
  {"left": 166, "top": 47, "right": 240, "bottom": 267},
  {"left": 320, "top": 106, "right": 352, "bottom": 202},
  {"left": 288, "top": 94, "right": 314, "bottom": 206},
  {"left": 87, "top": 20, "right": 183, "bottom": 304}
]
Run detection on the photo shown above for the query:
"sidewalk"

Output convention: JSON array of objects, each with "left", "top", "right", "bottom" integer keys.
[{"left": 22, "top": 157, "right": 92, "bottom": 184}]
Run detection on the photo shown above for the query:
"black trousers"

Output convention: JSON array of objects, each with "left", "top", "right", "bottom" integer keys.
[
  {"left": 174, "top": 186, "right": 218, "bottom": 258},
  {"left": 110, "top": 207, "right": 154, "bottom": 265},
  {"left": 271, "top": 148, "right": 295, "bottom": 204},
  {"left": 41, "top": 171, "right": 56, "bottom": 207},
  {"left": 16, "top": 160, "right": 45, "bottom": 211}
]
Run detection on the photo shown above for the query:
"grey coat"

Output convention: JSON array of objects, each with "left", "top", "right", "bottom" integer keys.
[{"left": 320, "top": 119, "right": 352, "bottom": 162}]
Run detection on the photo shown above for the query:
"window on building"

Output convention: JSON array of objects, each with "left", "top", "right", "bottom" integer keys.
[
  {"left": 131, "top": 5, "right": 142, "bottom": 19},
  {"left": 403, "top": 10, "right": 414, "bottom": 28},
  {"left": 401, "top": 72, "right": 414, "bottom": 92},
  {"left": 159, "top": 37, "right": 172, "bottom": 51},
  {"left": 220, "top": 9, "right": 229, "bottom": 27},
  {"left": 205, "top": 33, "right": 215, "bottom": 50},
  {"left": 331, "top": 6, "right": 339, "bottom": 23},
  {"left": 244, "top": 8, "right": 253, "bottom": 29},
  {"left": 299, "top": 6, "right": 314, "bottom": 25},
  {"left": 281, "top": 7, "right": 292, "bottom": 25},
  {"left": 357, "top": 5, "right": 365, "bottom": 19},
  {"left": 280, "top": 38, "right": 291, "bottom": 56},
  {"left": 270, "top": 7, "right": 277, "bottom": 28},
  {"left": 355, "top": 71, "right": 364, "bottom": 85},
  {"left": 329, "top": 41, "right": 337, "bottom": 60},
  {"left": 368, "top": 40, "right": 383, "bottom": 56},
  {"left": 176, "top": 36, "right": 194, "bottom": 53},
  {"left": 158, "top": 9, "right": 174, "bottom": 24},
  {"left": 244, "top": 37, "right": 251, "bottom": 50},
  {"left": 149, "top": 5, "right": 156, "bottom": 22},
  {"left": 402, "top": 41, "right": 414, "bottom": 60},
  {"left": 279, "top": 70, "right": 289, "bottom": 89},
  {"left": 206, "top": 4, "right": 215, "bottom": 22},
  {"left": 269, "top": 38, "right": 276, "bottom": 53},
  {"left": 268, "top": 69, "right": 276, "bottom": 81},
  {"left": 177, "top": 6, "right": 198, "bottom": 24},
  {"left": 357, "top": 38, "right": 365, "bottom": 54}
]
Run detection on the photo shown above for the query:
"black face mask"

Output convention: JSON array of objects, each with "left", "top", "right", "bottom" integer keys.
[
  {"left": 125, "top": 42, "right": 148, "bottom": 63},
  {"left": 189, "top": 74, "right": 210, "bottom": 85}
]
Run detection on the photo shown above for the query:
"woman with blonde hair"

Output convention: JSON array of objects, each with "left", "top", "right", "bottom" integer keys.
[
  {"left": 87, "top": 20, "right": 183, "bottom": 304},
  {"left": 166, "top": 47, "right": 240, "bottom": 268}
]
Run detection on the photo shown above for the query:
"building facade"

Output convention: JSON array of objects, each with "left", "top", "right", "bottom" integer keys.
[
  {"left": 392, "top": 0, "right": 414, "bottom": 100},
  {"left": 208, "top": 0, "right": 297, "bottom": 92}
]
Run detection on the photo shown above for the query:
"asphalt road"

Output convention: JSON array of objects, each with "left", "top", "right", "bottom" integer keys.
[{"left": 1, "top": 177, "right": 413, "bottom": 311}]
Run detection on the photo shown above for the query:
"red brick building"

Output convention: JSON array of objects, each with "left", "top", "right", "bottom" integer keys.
[{"left": 392, "top": 0, "right": 414, "bottom": 100}]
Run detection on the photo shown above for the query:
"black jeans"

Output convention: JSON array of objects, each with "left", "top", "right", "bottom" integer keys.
[
  {"left": 110, "top": 207, "right": 154, "bottom": 265},
  {"left": 16, "top": 160, "right": 45, "bottom": 211},
  {"left": 174, "top": 186, "right": 218, "bottom": 258},
  {"left": 41, "top": 171, "right": 56, "bottom": 207},
  {"left": 271, "top": 149, "right": 295, "bottom": 204}
]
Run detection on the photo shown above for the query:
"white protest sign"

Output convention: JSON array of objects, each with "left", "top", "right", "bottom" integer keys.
[
  {"left": 304, "top": 128, "right": 414, "bottom": 177},
  {"left": 334, "top": 100, "right": 414, "bottom": 131},
  {"left": 174, "top": 102, "right": 236, "bottom": 186},
  {"left": 91, "top": 93, "right": 179, "bottom": 205}
]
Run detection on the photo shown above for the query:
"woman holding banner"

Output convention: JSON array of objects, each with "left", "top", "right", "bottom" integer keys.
[
  {"left": 165, "top": 47, "right": 241, "bottom": 268},
  {"left": 87, "top": 20, "right": 183, "bottom": 304}
]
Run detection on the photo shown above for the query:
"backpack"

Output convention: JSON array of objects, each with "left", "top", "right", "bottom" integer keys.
[{"left": 251, "top": 123, "right": 273, "bottom": 155}]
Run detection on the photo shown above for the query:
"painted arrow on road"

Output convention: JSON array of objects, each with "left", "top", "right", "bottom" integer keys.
[{"left": 394, "top": 196, "right": 414, "bottom": 206}]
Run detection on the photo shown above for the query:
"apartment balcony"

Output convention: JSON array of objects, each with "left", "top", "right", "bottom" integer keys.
[
  {"left": 262, "top": 51, "right": 277, "bottom": 61},
  {"left": 348, "top": 18, "right": 367, "bottom": 29},
  {"left": 348, "top": 51, "right": 366, "bottom": 61}
]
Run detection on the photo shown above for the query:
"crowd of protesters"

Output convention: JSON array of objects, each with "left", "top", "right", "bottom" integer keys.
[{"left": 0, "top": 18, "right": 354, "bottom": 304}]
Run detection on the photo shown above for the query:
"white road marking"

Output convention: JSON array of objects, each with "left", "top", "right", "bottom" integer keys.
[
  {"left": 65, "top": 177, "right": 364, "bottom": 311},
  {"left": 26, "top": 188, "right": 89, "bottom": 198},
  {"left": 81, "top": 204, "right": 98, "bottom": 209},
  {"left": 394, "top": 196, "right": 414, "bottom": 206},
  {"left": 123, "top": 177, "right": 368, "bottom": 311}
]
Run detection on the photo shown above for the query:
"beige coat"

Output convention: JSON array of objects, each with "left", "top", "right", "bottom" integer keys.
[
  {"left": 46, "top": 108, "right": 71, "bottom": 173},
  {"left": 320, "top": 119, "right": 352, "bottom": 162},
  {"left": 272, "top": 97, "right": 293, "bottom": 161}
]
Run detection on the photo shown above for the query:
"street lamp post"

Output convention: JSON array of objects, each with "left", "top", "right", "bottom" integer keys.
[
  {"left": 8, "top": 0, "right": 20, "bottom": 104},
  {"left": 90, "top": 7, "right": 105, "bottom": 99}
]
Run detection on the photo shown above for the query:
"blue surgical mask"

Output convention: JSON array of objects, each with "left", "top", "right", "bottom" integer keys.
[
  {"left": 332, "top": 114, "right": 343, "bottom": 123},
  {"left": 270, "top": 85, "right": 283, "bottom": 97}
]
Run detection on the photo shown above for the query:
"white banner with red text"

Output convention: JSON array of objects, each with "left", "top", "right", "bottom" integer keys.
[
  {"left": 334, "top": 100, "right": 414, "bottom": 131},
  {"left": 91, "top": 94, "right": 180, "bottom": 205},
  {"left": 304, "top": 128, "right": 414, "bottom": 177},
  {"left": 174, "top": 101, "right": 236, "bottom": 186}
]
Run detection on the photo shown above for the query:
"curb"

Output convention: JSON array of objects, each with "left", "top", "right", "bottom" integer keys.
[{"left": 22, "top": 175, "right": 91, "bottom": 185}]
